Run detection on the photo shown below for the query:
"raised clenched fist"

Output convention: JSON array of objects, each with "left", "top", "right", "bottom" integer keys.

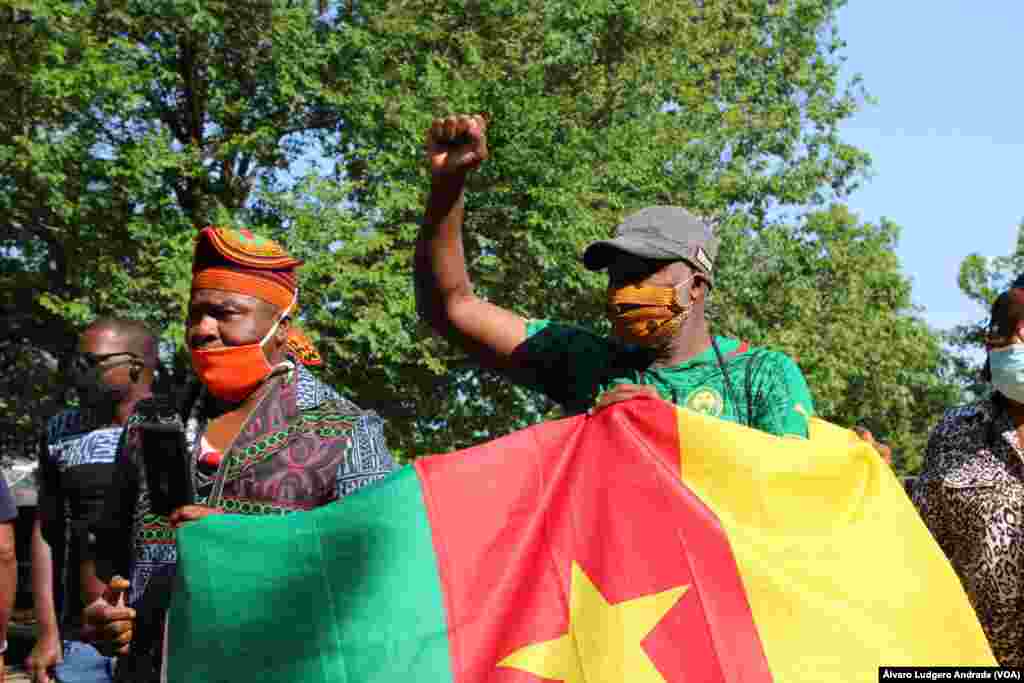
[{"left": 425, "top": 113, "right": 489, "bottom": 181}]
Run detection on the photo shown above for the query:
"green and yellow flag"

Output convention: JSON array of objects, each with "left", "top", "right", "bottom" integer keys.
[{"left": 167, "top": 400, "right": 994, "bottom": 682}]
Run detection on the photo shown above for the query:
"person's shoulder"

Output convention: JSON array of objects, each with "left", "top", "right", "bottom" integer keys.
[
  {"left": 929, "top": 400, "right": 990, "bottom": 439},
  {"left": 917, "top": 401, "right": 990, "bottom": 474},
  {"left": 916, "top": 400, "right": 1001, "bottom": 495},
  {"left": 525, "top": 319, "right": 634, "bottom": 373},
  {"left": 525, "top": 319, "right": 616, "bottom": 352},
  {"left": 47, "top": 408, "right": 80, "bottom": 434},
  {"left": 295, "top": 380, "right": 395, "bottom": 477},
  {"left": 307, "top": 399, "right": 378, "bottom": 421},
  {"left": 743, "top": 341, "right": 796, "bottom": 362},
  {"left": 939, "top": 401, "right": 988, "bottom": 423},
  {"left": 46, "top": 408, "right": 85, "bottom": 442},
  {"left": 293, "top": 365, "right": 370, "bottom": 416},
  {"left": 735, "top": 341, "right": 804, "bottom": 375}
]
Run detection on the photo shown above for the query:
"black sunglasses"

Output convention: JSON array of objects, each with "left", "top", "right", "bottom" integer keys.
[{"left": 70, "top": 351, "right": 140, "bottom": 371}]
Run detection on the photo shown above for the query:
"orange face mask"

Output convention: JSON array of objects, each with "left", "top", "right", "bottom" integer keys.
[
  {"left": 606, "top": 278, "right": 693, "bottom": 347},
  {"left": 190, "top": 303, "right": 293, "bottom": 404}
]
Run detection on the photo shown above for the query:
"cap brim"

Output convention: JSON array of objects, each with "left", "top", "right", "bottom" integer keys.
[{"left": 582, "top": 238, "right": 683, "bottom": 271}]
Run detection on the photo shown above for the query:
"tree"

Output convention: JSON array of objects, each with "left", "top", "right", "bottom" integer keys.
[
  {"left": 1, "top": 0, "right": 351, "bottom": 454},
  {"left": 270, "top": 0, "right": 874, "bottom": 457},
  {"left": 4, "top": 0, "right": 907, "bottom": 463},
  {"left": 948, "top": 220, "right": 1024, "bottom": 397},
  {"left": 710, "top": 205, "right": 959, "bottom": 473}
]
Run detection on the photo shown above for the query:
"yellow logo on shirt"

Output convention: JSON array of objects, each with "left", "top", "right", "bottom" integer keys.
[{"left": 685, "top": 387, "right": 724, "bottom": 417}]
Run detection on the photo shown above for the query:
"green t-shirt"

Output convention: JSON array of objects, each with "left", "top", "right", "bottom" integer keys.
[{"left": 521, "top": 320, "right": 815, "bottom": 438}]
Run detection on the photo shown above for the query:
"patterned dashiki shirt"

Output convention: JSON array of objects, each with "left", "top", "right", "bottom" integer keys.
[{"left": 95, "top": 361, "right": 396, "bottom": 682}]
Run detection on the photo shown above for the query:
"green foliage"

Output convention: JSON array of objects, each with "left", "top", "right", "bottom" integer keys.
[
  {"left": 1, "top": 0, "right": 954, "bottom": 471},
  {"left": 711, "top": 205, "right": 959, "bottom": 473},
  {"left": 278, "top": 0, "right": 876, "bottom": 457},
  {"left": 957, "top": 223, "right": 1024, "bottom": 307},
  {"left": 1, "top": 0, "right": 350, "bottom": 451},
  {"left": 948, "top": 220, "right": 1024, "bottom": 397},
  {"left": 0, "top": 341, "right": 63, "bottom": 468}
]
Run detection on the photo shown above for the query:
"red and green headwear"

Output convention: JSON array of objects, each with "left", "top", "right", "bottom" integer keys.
[{"left": 191, "top": 227, "right": 322, "bottom": 366}]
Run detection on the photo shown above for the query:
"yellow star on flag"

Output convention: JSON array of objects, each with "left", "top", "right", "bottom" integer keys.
[{"left": 497, "top": 562, "right": 689, "bottom": 682}]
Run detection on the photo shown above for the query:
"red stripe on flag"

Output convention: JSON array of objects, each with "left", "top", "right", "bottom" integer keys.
[{"left": 416, "top": 399, "right": 771, "bottom": 682}]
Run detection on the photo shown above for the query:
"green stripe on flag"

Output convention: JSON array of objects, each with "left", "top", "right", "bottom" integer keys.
[{"left": 167, "top": 467, "right": 454, "bottom": 683}]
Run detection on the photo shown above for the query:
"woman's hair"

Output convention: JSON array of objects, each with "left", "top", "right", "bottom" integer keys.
[
  {"left": 982, "top": 289, "right": 1024, "bottom": 383},
  {"left": 984, "top": 289, "right": 1024, "bottom": 346}
]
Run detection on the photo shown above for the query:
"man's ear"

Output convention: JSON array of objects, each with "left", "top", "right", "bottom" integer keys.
[
  {"left": 129, "top": 359, "right": 143, "bottom": 383},
  {"left": 689, "top": 276, "right": 707, "bottom": 305},
  {"left": 276, "top": 315, "right": 291, "bottom": 346}
]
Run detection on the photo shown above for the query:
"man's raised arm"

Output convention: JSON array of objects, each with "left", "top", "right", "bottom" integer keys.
[{"left": 414, "top": 114, "right": 531, "bottom": 371}]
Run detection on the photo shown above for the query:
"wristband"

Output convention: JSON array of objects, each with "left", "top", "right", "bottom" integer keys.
[{"left": 0, "top": 639, "right": 7, "bottom": 654}]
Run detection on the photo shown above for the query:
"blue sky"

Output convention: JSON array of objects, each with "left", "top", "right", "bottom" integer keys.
[{"left": 835, "top": 3, "right": 1024, "bottom": 332}]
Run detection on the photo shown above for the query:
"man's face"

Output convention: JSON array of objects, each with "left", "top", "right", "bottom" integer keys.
[
  {"left": 606, "top": 253, "right": 694, "bottom": 289},
  {"left": 187, "top": 288, "right": 286, "bottom": 359},
  {"left": 71, "top": 327, "right": 138, "bottom": 406}
]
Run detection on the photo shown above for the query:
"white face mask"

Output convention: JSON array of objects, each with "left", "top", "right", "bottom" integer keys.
[{"left": 990, "top": 344, "right": 1024, "bottom": 404}]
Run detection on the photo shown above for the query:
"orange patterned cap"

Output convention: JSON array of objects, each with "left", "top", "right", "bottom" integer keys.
[{"left": 192, "top": 227, "right": 302, "bottom": 309}]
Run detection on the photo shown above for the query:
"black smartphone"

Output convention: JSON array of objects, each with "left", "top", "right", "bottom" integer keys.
[{"left": 139, "top": 423, "right": 194, "bottom": 517}]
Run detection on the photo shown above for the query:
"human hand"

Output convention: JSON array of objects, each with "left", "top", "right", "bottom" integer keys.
[
  {"left": 425, "top": 114, "right": 489, "bottom": 183},
  {"left": 853, "top": 427, "right": 892, "bottom": 465},
  {"left": 168, "top": 505, "right": 224, "bottom": 528},
  {"left": 589, "top": 384, "right": 662, "bottom": 414},
  {"left": 80, "top": 576, "right": 134, "bottom": 657},
  {"left": 25, "top": 628, "right": 62, "bottom": 683}
]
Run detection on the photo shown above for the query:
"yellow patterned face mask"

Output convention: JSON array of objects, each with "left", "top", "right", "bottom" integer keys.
[{"left": 606, "top": 278, "right": 693, "bottom": 346}]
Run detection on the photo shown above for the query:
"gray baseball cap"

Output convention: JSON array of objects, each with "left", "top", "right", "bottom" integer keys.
[{"left": 582, "top": 206, "right": 719, "bottom": 285}]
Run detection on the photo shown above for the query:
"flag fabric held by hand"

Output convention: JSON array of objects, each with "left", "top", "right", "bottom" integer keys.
[{"left": 167, "top": 400, "right": 995, "bottom": 682}]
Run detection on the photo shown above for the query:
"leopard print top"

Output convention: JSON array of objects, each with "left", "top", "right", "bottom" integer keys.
[{"left": 912, "top": 398, "right": 1024, "bottom": 666}]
